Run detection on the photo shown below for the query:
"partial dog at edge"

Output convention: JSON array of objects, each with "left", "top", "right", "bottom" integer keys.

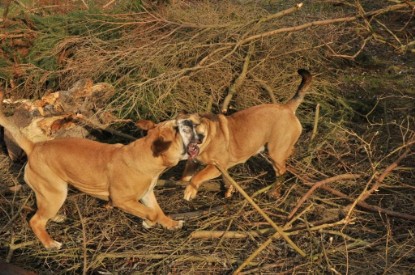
[
  {"left": 179, "top": 69, "right": 312, "bottom": 201},
  {"left": 0, "top": 91, "right": 199, "bottom": 250}
]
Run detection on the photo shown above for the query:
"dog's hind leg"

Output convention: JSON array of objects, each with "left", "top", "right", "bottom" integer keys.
[
  {"left": 267, "top": 144, "right": 293, "bottom": 198},
  {"left": 24, "top": 168, "right": 68, "bottom": 249}
]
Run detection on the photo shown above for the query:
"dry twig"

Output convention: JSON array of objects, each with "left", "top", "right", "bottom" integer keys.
[
  {"left": 214, "top": 163, "right": 306, "bottom": 257},
  {"left": 287, "top": 173, "right": 361, "bottom": 221}
]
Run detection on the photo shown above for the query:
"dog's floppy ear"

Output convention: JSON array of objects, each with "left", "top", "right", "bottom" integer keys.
[
  {"left": 136, "top": 120, "right": 156, "bottom": 130},
  {"left": 151, "top": 137, "right": 172, "bottom": 157}
]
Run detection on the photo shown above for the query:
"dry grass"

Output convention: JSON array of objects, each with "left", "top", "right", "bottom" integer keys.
[{"left": 0, "top": 0, "right": 414, "bottom": 274}]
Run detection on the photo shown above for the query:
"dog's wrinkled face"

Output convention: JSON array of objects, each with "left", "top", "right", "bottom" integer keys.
[
  {"left": 176, "top": 116, "right": 200, "bottom": 159},
  {"left": 176, "top": 113, "right": 211, "bottom": 159}
]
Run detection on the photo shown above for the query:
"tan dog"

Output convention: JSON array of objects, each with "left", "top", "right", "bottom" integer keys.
[
  {"left": 0, "top": 91, "right": 198, "bottom": 249},
  {"left": 180, "top": 69, "right": 312, "bottom": 200}
]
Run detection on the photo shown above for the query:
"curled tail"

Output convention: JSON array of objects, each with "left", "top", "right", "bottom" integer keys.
[
  {"left": 286, "top": 69, "right": 312, "bottom": 112},
  {"left": 0, "top": 91, "right": 34, "bottom": 156}
]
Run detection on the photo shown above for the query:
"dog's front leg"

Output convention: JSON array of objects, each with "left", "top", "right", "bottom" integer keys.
[
  {"left": 183, "top": 164, "right": 222, "bottom": 201},
  {"left": 141, "top": 191, "right": 184, "bottom": 230},
  {"left": 112, "top": 199, "right": 166, "bottom": 229},
  {"left": 181, "top": 159, "right": 199, "bottom": 182}
]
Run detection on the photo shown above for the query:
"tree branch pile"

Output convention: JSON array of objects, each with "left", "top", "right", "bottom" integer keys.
[{"left": 0, "top": 1, "right": 414, "bottom": 274}]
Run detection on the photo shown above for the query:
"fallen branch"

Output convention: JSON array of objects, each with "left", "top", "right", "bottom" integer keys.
[
  {"left": 345, "top": 137, "right": 414, "bottom": 220},
  {"left": 74, "top": 202, "right": 88, "bottom": 275},
  {"left": 76, "top": 115, "right": 137, "bottom": 141},
  {"left": 250, "top": 73, "right": 277, "bottom": 104},
  {"left": 221, "top": 43, "right": 254, "bottom": 114},
  {"left": 318, "top": 184, "right": 415, "bottom": 221},
  {"left": 190, "top": 230, "right": 268, "bottom": 239},
  {"left": 214, "top": 163, "right": 306, "bottom": 257},
  {"left": 240, "top": 2, "right": 415, "bottom": 46},
  {"left": 169, "top": 205, "right": 227, "bottom": 220},
  {"left": 360, "top": 146, "right": 413, "bottom": 202},
  {"left": 92, "top": 252, "right": 237, "bottom": 267},
  {"left": 201, "top": 1, "right": 415, "bottom": 72},
  {"left": 234, "top": 218, "right": 351, "bottom": 274},
  {"left": 310, "top": 103, "right": 320, "bottom": 141},
  {"left": 287, "top": 173, "right": 361, "bottom": 221},
  {"left": 287, "top": 166, "right": 415, "bottom": 221}
]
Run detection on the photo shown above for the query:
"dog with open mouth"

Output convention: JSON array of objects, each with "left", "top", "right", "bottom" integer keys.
[
  {"left": 0, "top": 90, "right": 199, "bottom": 250},
  {"left": 179, "top": 69, "right": 312, "bottom": 201}
]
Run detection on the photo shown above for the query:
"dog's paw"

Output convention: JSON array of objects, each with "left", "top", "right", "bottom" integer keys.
[
  {"left": 181, "top": 175, "right": 192, "bottom": 182},
  {"left": 225, "top": 185, "right": 235, "bottom": 198},
  {"left": 45, "top": 240, "right": 62, "bottom": 250},
  {"left": 142, "top": 220, "right": 156, "bottom": 229},
  {"left": 51, "top": 214, "right": 66, "bottom": 223},
  {"left": 183, "top": 185, "right": 198, "bottom": 201},
  {"left": 169, "top": 220, "right": 184, "bottom": 230}
]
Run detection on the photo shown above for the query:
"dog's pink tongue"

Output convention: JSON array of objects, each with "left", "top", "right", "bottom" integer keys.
[{"left": 187, "top": 143, "right": 199, "bottom": 159}]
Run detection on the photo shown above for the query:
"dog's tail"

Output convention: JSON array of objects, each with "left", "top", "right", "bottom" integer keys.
[
  {"left": 0, "top": 91, "right": 34, "bottom": 156},
  {"left": 285, "top": 69, "right": 312, "bottom": 112}
]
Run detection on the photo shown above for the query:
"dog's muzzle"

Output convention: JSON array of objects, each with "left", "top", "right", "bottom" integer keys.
[{"left": 187, "top": 138, "right": 200, "bottom": 159}]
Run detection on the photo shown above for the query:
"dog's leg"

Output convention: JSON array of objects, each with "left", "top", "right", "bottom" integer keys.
[
  {"left": 25, "top": 172, "right": 67, "bottom": 250},
  {"left": 267, "top": 145, "right": 291, "bottom": 198},
  {"left": 29, "top": 190, "right": 67, "bottom": 249},
  {"left": 181, "top": 159, "right": 199, "bottom": 182},
  {"left": 141, "top": 190, "right": 183, "bottom": 229},
  {"left": 184, "top": 164, "right": 222, "bottom": 201},
  {"left": 112, "top": 198, "right": 181, "bottom": 230}
]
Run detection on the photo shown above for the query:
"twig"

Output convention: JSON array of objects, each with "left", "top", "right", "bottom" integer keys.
[
  {"left": 169, "top": 205, "right": 226, "bottom": 220},
  {"left": 76, "top": 115, "right": 137, "bottom": 141},
  {"left": 360, "top": 146, "right": 413, "bottom": 202},
  {"left": 239, "top": 2, "right": 415, "bottom": 46},
  {"left": 80, "top": 0, "right": 89, "bottom": 9},
  {"left": 287, "top": 166, "right": 415, "bottom": 221},
  {"left": 319, "top": 185, "right": 415, "bottom": 221},
  {"left": 287, "top": 174, "right": 361, "bottom": 221},
  {"left": 103, "top": 0, "right": 116, "bottom": 9},
  {"left": 0, "top": 194, "right": 32, "bottom": 234},
  {"left": 233, "top": 233, "right": 275, "bottom": 274},
  {"left": 190, "top": 230, "right": 269, "bottom": 239},
  {"left": 221, "top": 43, "right": 254, "bottom": 114},
  {"left": 93, "top": 252, "right": 233, "bottom": 267},
  {"left": 7, "top": 239, "right": 35, "bottom": 262},
  {"left": 74, "top": 202, "right": 88, "bottom": 275},
  {"left": 344, "top": 144, "right": 413, "bottom": 220},
  {"left": 258, "top": 3, "right": 304, "bottom": 23},
  {"left": 234, "top": 218, "right": 350, "bottom": 274},
  {"left": 310, "top": 103, "right": 320, "bottom": 141},
  {"left": 250, "top": 73, "right": 277, "bottom": 104},
  {"left": 2, "top": 0, "right": 12, "bottom": 21},
  {"left": 214, "top": 163, "right": 306, "bottom": 258}
]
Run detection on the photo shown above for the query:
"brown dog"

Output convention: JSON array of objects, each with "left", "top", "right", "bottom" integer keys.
[
  {"left": 180, "top": 69, "right": 312, "bottom": 200},
  {"left": 0, "top": 91, "right": 198, "bottom": 249}
]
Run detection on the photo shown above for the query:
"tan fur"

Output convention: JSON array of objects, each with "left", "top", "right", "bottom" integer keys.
[
  {"left": 180, "top": 69, "right": 312, "bottom": 200},
  {"left": 0, "top": 92, "right": 190, "bottom": 249}
]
